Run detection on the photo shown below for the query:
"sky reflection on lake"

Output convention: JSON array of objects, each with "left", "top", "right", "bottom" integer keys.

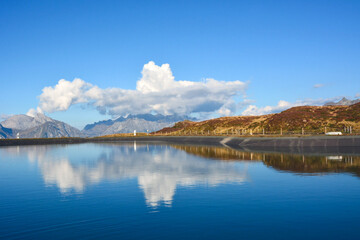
[
  {"left": 1, "top": 143, "right": 360, "bottom": 240},
  {"left": 1, "top": 143, "right": 248, "bottom": 207}
]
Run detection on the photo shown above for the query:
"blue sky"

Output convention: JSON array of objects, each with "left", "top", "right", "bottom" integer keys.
[{"left": 1, "top": 0, "right": 359, "bottom": 129}]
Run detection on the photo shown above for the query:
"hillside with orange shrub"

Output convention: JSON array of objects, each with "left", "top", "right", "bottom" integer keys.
[{"left": 155, "top": 103, "right": 360, "bottom": 135}]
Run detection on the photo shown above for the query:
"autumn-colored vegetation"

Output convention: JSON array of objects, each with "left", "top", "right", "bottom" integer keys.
[
  {"left": 173, "top": 145, "right": 360, "bottom": 177},
  {"left": 155, "top": 103, "right": 360, "bottom": 135},
  {"left": 96, "top": 132, "right": 150, "bottom": 138}
]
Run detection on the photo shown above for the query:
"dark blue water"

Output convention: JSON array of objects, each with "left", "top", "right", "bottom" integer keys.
[{"left": 0, "top": 143, "right": 359, "bottom": 239}]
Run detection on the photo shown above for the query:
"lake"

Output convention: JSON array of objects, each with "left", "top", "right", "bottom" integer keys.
[{"left": 0, "top": 142, "right": 359, "bottom": 239}]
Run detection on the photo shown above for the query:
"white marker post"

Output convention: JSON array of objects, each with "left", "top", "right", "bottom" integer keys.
[{"left": 134, "top": 130, "right": 136, "bottom": 136}]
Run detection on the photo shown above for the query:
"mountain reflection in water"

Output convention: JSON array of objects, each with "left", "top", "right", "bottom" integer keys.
[
  {"left": 174, "top": 145, "right": 360, "bottom": 177},
  {"left": 1, "top": 143, "right": 247, "bottom": 207},
  {"left": 2, "top": 143, "right": 360, "bottom": 207}
]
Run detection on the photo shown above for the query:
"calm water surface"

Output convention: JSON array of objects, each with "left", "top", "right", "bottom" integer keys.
[{"left": 0, "top": 143, "right": 359, "bottom": 239}]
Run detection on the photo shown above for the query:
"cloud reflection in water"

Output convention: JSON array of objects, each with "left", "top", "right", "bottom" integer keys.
[{"left": 2, "top": 143, "right": 248, "bottom": 207}]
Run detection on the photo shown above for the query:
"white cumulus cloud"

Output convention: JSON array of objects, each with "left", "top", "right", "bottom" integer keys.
[
  {"left": 39, "top": 78, "right": 93, "bottom": 113},
  {"left": 26, "top": 107, "right": 43, "bottom": 117},
  {"left": 242, "top": 100, "right": 292, "bottom": 116},
  {"left": 36, "top": 61, "right": 248, "bottom": 117}
]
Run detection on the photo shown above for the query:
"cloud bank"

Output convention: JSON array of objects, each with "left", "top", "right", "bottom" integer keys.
[{"left": 36, "top": 61, "right": 247, "bottom": 117}]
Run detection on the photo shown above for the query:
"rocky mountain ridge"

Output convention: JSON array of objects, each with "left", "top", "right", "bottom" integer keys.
[
  {"left": 0, "top": 124, "right": 13, "bottom": 139},
  {"left": 82, "top": 114, "right": 192, "bottom": 137},
  {"left": 1, "top": 113, "right": 82, "bottom": 139},
  {"left": 0, "top": 113, "right": 193, "bottom": 138},
  {"left": 1, "top": 113, "right": 54, "bottom": 130},
  {"left": 324, "top": 97, "right": 360, "bottom": 106}
]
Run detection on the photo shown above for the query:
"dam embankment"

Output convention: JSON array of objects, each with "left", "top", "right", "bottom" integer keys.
[{"left": 1, "top": 136, "right": 360, "bottom": 154}]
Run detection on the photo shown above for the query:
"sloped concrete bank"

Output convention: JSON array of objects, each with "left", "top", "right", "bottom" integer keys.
[
  {"left": 1, "top": 136, "right": 360, "bottom": 154},
  {"left": 0, "top": 137, "right": 87, "bottom": 146},
  {"left": 0, "top": 136, "right": 224, "bottom": 147},
  {"left": 224, "top": 136, "right": 360, "bottom": 155}
]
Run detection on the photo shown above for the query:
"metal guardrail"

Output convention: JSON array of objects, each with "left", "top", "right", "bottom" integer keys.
[{"left": 152, "top": 127, "right": 358, "bottom": 137}]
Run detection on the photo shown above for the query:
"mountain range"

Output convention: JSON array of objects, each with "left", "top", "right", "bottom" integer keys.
[
  {"left": 324, "top": 97, "right": 360, "bottom": 106},
  {"left": 0, "top": 113, "right": 191, "bottom": 139},
  {"left": 1, "top": 97, "right": 359, "bottom": 139},
  {"left": 82, "top": 114, "right": 190, "bottom": 137},
  {"left": 1, "top": 113, "right": 83, "bottom": 138}
]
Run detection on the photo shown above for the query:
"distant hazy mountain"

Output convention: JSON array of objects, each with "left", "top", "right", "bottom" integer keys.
[
  {"left": 1, "top": 113, "right": 82, "bottom": 138},
  {"left": 19, "top": 121, "right": 83, "bottom": 138},
  {"left": 102, "top": 118, "right": 174, "bottom": 135},
  {"left": 1, "top": 113, "right": 53, "bottom": 130},
  {"left": 82, "top": 114, "right": 192, "bottom": 137},
  {"left": 0, "top": 124, "right": 13, "bottom": 139},
  {"left": 1, "top": 112, "right": 192, "bottom": 138},
  {"left": 324, "top": 97, "right": 360, "bottom": 106}
]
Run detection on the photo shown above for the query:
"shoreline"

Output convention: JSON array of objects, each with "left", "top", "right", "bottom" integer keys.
[{"left": 1, "top": 135, "right": 360, "bottom": 154}]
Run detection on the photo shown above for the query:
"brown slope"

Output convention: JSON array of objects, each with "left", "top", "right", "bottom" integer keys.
[
  {"left": 265, "top": 103, "right": 360, "bottom": 131},
  {"left": 155, "top": 102, "right": 360, "bottom": 134}
]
